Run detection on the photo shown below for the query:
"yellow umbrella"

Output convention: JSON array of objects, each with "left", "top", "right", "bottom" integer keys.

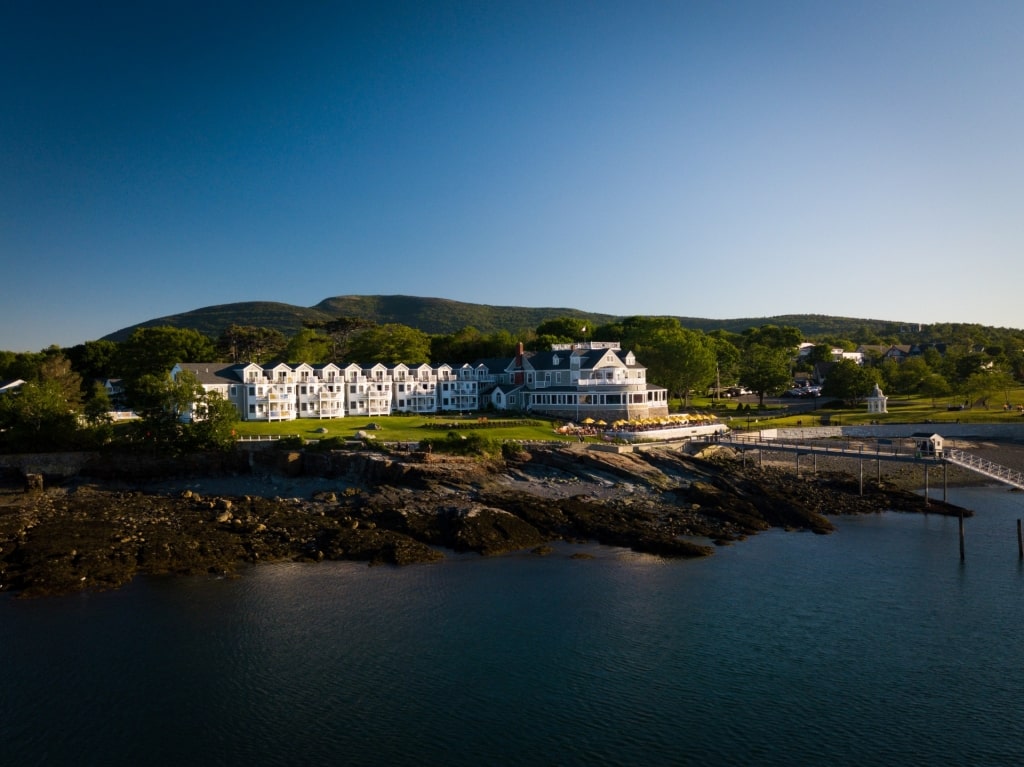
[{"left": 582, "top": 417, "right": 595, "bottom": 424}]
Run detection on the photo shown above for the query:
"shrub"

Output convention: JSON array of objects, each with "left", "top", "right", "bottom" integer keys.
[
  {"left": 420, "top": 431, "right": 499, "bottom": 457},
  {"left": 501, "top": 441, "right": 526, "bottom": 459}
]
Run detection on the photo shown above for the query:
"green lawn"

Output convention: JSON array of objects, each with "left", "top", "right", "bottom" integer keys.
[
  {"left": 227, "top": 388, "right": 1024, "bottom": 443},
  {"left": 232, "top": 414, "right": 575, "bottom": 443},
  {"left": 720, "top": 388, "right": 1024, "bottom": 430}
]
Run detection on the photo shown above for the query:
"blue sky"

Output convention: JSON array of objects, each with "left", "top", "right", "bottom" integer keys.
[{"left": 3, "top": 1, "right": 1022, "bottom": 352}]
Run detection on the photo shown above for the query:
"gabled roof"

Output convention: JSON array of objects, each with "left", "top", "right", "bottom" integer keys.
[
  {"left": 172, "top": 362, "right": 244, "bottom": 386},
  {"left": 473, "top": 357, "right": 515, "bottom": 374},
  {"left": 524, "top": 350, "right": 571, "bottom": 371},
  {"left": 491, "top": 384, "right": 524, "bottom": 396}
]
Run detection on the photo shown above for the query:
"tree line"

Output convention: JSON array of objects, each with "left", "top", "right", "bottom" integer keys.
[{"left": 2, "top": 316, "right": 1023, "bottom": 452}]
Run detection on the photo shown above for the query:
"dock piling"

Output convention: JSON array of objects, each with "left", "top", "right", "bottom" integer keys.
[{"left": 959, "top": 510, "right": 965, "bottom": 561}]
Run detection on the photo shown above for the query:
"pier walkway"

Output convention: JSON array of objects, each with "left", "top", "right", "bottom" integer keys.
[
  {"left": 944, "top": 449, "right": 1024, "bottom": 491},
  {"left": 725, "top": 434, "right": 1024, "bottom": 492}
]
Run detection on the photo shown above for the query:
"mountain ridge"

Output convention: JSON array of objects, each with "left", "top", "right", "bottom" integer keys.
[{"left": 100, "top": 294, "right": 992, "bottom": 343}]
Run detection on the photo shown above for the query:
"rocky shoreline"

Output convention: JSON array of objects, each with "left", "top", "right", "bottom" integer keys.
[{"left": 0, "top": 441, "right": 976, "bottom": 597}]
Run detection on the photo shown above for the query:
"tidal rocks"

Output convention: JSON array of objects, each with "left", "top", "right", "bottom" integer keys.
[{"left": 0, "top": 442, "right": 969, "bottom": 597}]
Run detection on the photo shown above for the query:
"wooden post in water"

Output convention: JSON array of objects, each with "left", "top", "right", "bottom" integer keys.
[
  {"left": 1018, "top": 519, "right": 1022, "bottom": 560},
  {"left": 859, "top": 459, "right": 864, "bottom": 496},
  {"left": 813, "top": 453, "right": 817, "bottom": 475},
  {"left": 943, "top": 462, "right": 948, "bottom": 503},
  {"left": 959, "top": 510, "right": 965, "bottom": 561},
  {"left": 923, "top": 465, "right": 929, "bottom": 507}
]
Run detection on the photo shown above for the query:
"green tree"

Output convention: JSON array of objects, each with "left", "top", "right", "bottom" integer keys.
[
  {"left": 284, "top": 327, "right": 331, "bottom": 364},
  {"left": 347, "top": 324, "right": 431, "bottom": 365},
  {"left": 821, "top": 360, "right": 876, "bottom": 405},
  {"left": 217, "top": 324, "right": 288, "bottom": 363},
  {"left": 0, "top": 350, "right": 47, "bottom": 382},
  {"left": 117, "top": 327, "right": 217, "bottom": 383},
  {"left": 129, "top": 370, "right": 238, "bottom": 452},
  {"left": 535, "top": 317, "right": 589, "bottom": 342},
  {"left": 882, "top": 356, "right": 931, "bottom": 396},
  {"left": 65, "top": 340, "right": 119, "bottom": 386},
  {"left": 0, "top": 379, "right": 81, "bottom": 451},
  {"left": 431, "top": 327, "right": 518, "bottom": 363},
  {"left": 803, "top": 344, "right": 835, "bottom": 367},
  {"left": 616, "top": 316, "right": 682, "bottom": 351},
  {"left": 84, "top": 381, "right": 114, "bottom": 426},
  {"left": 919, "top": 373, "right": 952, "bottom": 407},
  {"left": 129, "top": 371, "right": 204, "bottom": 444},
  {"left": 642, "top": 327, "right": 717, "bottom": 407},
  {"left": 303, "top": 316, "right": 376, "bottom": 362},
  {"left": 742, "top": 324, "right": 802, "bottom": 350},
  {"left": 954, "top": 352, "right": 991, "bottom": 385},
  {"left": 739, "top": 345, "right": 792, "bottom": 405},
  {"left": 965, "top": 370, "right": 1014, "bottom": 409},
  {"left": 187, "top": 391, "right": 239, "bottom": 451}
]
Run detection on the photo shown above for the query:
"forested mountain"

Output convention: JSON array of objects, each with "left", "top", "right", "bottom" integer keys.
[
  {"left": 101, "top": 302, "right": 334, "bottom": 342},
  {"left": 102, "top": 295, "right": 613, "bottom": 341},
  {"left": 101, "top": 294, "right": 1019, "bottom": 345}
]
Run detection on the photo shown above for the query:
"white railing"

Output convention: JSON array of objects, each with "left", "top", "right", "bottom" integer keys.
[{"left": 945, "top": 449, "right": 1024, "bottom": 490}]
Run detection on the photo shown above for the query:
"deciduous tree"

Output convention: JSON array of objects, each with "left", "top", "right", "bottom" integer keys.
[
  {"left": 347, "top": 324, "right": 431, "bottom": 365},
  {"left": 821, "top": 359, "right": 876, "bottom": 405},
  {"left": 642, "top": 327, "right": 717, "bottom": 407},
  {"left": 217, "top": 324, "right": 287, "bottom": 363},
  {"left": 739, "top": 344, "right": 792, "bottom": 405}
]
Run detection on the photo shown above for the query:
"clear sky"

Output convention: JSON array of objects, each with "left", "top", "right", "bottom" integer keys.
[{"left": 3, "top": 1, "right": 1022, "bottom": 352}]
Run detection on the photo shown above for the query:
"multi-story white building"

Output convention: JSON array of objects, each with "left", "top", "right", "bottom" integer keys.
[
  {"left": 171, "top": 340, "right": 668, "bottom": 423},
  {"left": 489, "top": 341, "right": 668, "bottom": 422},
  {"left": 392, "top": 363, "right": 439, "bottom": 414}
]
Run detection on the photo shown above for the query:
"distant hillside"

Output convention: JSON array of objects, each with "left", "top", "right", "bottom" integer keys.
[
  {"left": 101, "top": 302, "right": 336, "bottom": 343},
  {"left": 311, "top": 295, "right": 610, "bottom": 335},
  {"left": 102, "top": 294, "right": 962, "bottom": 344},
  {"left": 673, "top": 314, "right": 914, "bottom": 338},
  {"left": 102, "top": 295, "right": 613, "bottom": 341}
]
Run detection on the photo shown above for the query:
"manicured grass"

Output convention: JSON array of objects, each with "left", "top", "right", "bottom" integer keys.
[
  {"left": 724, "top": 388, "right": 1024, "bottom": 430},
  {"left": 224, "top": 387, "right": 1024, "bottom": 442},
  {"left": 231, "top": 414, "right": 574, "bottom": 443}
]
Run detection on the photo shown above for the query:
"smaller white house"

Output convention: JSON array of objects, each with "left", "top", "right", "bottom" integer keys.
[{"left": 912, "top": 432, "right": 944, "bottom": 457}]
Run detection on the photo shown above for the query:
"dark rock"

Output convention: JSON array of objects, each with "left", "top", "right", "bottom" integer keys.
[
  {"left": 0, "top": 442, "right": 973, "bottom": 597},
  {"left": 23, "top": 474, "right": 44, "bottom": 493}
]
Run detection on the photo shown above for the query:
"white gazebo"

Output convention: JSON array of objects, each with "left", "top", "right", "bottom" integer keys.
[{"left": 866, "top": 382, "right": 888, "bottom": 414}]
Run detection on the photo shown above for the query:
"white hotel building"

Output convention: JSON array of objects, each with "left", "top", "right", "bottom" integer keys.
[{"left": 172, "top": 341, "right": 668, "bottom": 423}]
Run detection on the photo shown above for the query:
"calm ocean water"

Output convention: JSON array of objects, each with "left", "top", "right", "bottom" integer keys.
[{"left": 4, "top": 486, "right": 1024, "bottom": 766}]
